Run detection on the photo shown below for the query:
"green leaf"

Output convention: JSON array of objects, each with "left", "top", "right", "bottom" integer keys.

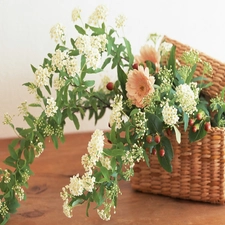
[
  {"left": 100, "top": 166, "right": 110, "bottom": 180},
  {"left": 72, "top": 114, "right": 80, "bottom": 130},
  {"left": 117, "top": 64, "right": 127, "bottom": 97},
  {"left": 75, "top": 25, "right": 86, "bottom": 35},
  {"left": 123, "top": 37, "right": 134, "bottom": 67},
  {"left": 71, "top": 198, "right": 84, "bottom": 207},
  {"left": 167, "top": 45, "right": 176, "bottom": 75},
  {"left": 157, "top": 136, "right": 173, "bottom": 172},
  {"left": 30, "top": 64, "right": 37, "bottom": 73},
  {"left": 146, "top": 113, "right": 163, "bottom": 134},
  {"left": 24, "top": 116, "right": 35, "bottom": 129},
  {"left": 101, "top": 57, "right": 111, "bottom": 69},
  {"left": 186, "top": 64, "right": 197, "bottom": 84},
  {"left": 189, "top": 122, "right": 207, "bottom": 142},
  {"left": 36, "top": 88, "right": 43, "bottom": 98},
  {"left": 83, "top": 80, "right": 95, "bottom": 87},
  {"left": 173, "top": 125, "right": 181, "bottom": 144},
  {"left": 29, "top": 103, "right": 41, "bottom": 107},
  {"left": 44, "top": 85, "right": 51, "bottom": 95},
  {"left": 51, "top": 134, "right": 59, "bottom": 149},
  {"left": 85, "top": 24, "right": 105, "bottom": 34},
  {"left": 8, "top": 145, "right": 18, "bottom": 160},
  {"left": 4, "top": 156, "right": 16, "bottom": 168},
  {"left": 104, "top": 148, "right": 124, "bottom": 157},
  {"left": 183, "top": 112, "right": 189, "bottom": 131}
]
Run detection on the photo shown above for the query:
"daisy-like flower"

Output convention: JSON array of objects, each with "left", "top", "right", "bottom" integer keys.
[
  {"left": 126, "top": 66, "right": 155, "bottom": 108},
  {"left": 162, "top": 102, "right": 179, "bottom": 126},
  {"left": 135, "top": 44, "right": 161, "bottom": 73}
]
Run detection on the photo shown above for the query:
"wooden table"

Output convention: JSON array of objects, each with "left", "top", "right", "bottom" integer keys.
[{"left": 1, "top": 133, "right": 225, "bottom": 225}]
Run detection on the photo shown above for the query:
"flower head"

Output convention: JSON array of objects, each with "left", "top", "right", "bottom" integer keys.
[
  {"left": 50, "top": 23, "right": 65, "bottom": 43},
  {"left": 126, "top": 66, "right": 155, "bottom": 108},
  {"left": 175, "top": 83, "right": 198, "bottom": 115},
  {"left": 72, "top": 8, "right": 81, "bottom": 22},
  {"left": 162, "top": 102, "right": 179, "bottom": 126},
  {"left": 135, "top": 44, "right": 160, "bottom": 73},
  {"left": 115, "top": 14, "right": 126, "bottom": 28},
  {"left": 45, "top": 97, "right": 58, "bottom": 117},
  {"left": 88, "top": 5, "right": 108, "bottom": 25}
]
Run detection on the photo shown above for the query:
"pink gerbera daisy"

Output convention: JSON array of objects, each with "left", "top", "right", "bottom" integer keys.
[
  {"left": 126, "top": 66, "right": 155, "bottom": 108},
  {"left": 135, "top": 44, "right": 160, "bottom": 73}
]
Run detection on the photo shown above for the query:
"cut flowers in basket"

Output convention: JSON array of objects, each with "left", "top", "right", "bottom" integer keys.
[{"left": 2, "top": 4, "right": 225, "bottom": 224}]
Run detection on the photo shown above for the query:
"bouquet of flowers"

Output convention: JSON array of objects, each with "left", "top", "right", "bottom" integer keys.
[{"left": 2, "top": 4, "right": 225, "bottom": 224}]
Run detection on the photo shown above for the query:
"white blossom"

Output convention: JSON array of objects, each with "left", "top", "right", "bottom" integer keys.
[
  {"left": 71, "top": 8, "right": 81, "bottom": 22},
  {"left": 50, "top": 23, "right": 65, "bottom": 43},
  {"left": 68, "top": 174, "right": 84, "bottom": 196},
  {"left": 87, "top": 129, "right": 105, "bottom": 164},
  {"left": 162, "top": 102, "right": 179, "bottom": 126},
  {"left": 45, "top": 97, "right": 58, "bottom": 117},
  {"left": 109, "top": 95, "right": 123, "bottom": 130},
  {"left": 88, "top": 5, "right": 108, "bottom": 25},
  {"left": 115, "top": 14, "right": 126, "bottom": 28},
  {"left": 34, "top": 66, "right": 51, "bottom": 87},
  {"left": 175, "top": 83, "right": 198, "bottom": 115}
]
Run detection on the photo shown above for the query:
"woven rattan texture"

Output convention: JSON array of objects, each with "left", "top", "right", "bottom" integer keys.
[{"left": 131, "top": 128, "right": 225, "bottom": 203}]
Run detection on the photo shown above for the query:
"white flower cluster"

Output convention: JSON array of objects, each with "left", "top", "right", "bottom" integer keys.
[
  {"left": 13, "top": 185, "right": 25, "bottom": 201},
  {"left": 34, "top": 66, "right": 51, "bottom": 88},
  {"left": 45, "top": 97, "right": 58, "bottom": 117},
  {"left": 54, "top": 77, "right": 65, "bottom": 90},
  {"left": 159, "top": 41, "right": 173, "bottom": 56},
  {"left": 71, "top": 8, "right": 81, "bottom": 22},
  {"left": 75, "top": 34, "right": 107, "bottom": 69},
  {"left": 51, "top": 49, "right": 80, "bottom": 76},
  {"left": 0, "top": 201, "right": 9, "bottom": 218},
  {"left": 2, "top": 113, "right": 12, "bottom": 125},
  {"left": 133, "top": 109, "right": 147, "bottom": 138},
  {"left": 18, "top": 101, "right": 28, "bottom": 116},
  {"left": 61, "top": 129, "right": 105, "bottom": 218},
  {"left": 35, "top": 142, "right": 44, "bottom": 157},
  {"left": 97, "top": 183, "right": 121, "bottom": 221},
  {"left": 1, "top": 169, "right": 11, "bottom": 184},
  {"left": 162, "top": 102, "right": 179, "bottom": 126},
  {"left": 87, "top": 129, "right": 105, "bottom": 166},
  {"left": 109, "top": 95, "right": 123, "bottom": 130},
  {"left": 122, "top": 144, "right": 145, "bottom": 181},
  {"left": 88, "top": 5, "right": 108, "bottom": 25},
  {"left": 50, "top": 23, "right": 65, "bottom": 43},
  {"left": 175, "top": 83, "right": 198, "bottom": 115},
  {"left": 115, "top": 14, "right": 126, "bottom": 28}
]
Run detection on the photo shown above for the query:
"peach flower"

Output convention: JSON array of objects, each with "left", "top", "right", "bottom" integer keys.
[
  {"left": 126, "top": 66, "right": 155, "bottom": 108},
  {"left": 135, "top": 44, "right": 160, "bottom": 73}
]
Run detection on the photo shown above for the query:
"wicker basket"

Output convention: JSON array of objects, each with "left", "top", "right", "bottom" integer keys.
[{"left": 130, "top": 37, "right": 225, "bottom": 204}]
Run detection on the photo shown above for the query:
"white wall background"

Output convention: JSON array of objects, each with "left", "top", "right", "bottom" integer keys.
[{"left": 0, "top": 0, "right": 225, "bottom": 138}]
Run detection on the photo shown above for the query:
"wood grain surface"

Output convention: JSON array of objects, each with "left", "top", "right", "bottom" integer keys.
[{"left": 1, "top": 133, "right": 225, "bottom": 225}]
